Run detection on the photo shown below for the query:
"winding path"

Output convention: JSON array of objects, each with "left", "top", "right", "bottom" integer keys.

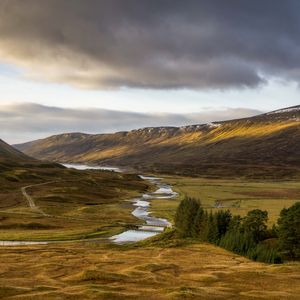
[
  {"left": 21, "top": 181, "right": 55, "bottom": 216},
  {"left": 20, "top": 181, "right": 100, "bottom": 222}
]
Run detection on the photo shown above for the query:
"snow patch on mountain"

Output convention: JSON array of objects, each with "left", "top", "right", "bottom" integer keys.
[{"left": 267, "top": 106, "right": 300, "bottom": 115}]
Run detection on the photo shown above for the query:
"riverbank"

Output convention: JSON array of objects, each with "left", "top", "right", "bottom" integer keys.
[
  {"left": 0, "top": 165, "right": 149, "bottom": 242},
  {"left": 0, "top": 164, "right": 178, "bottom": 245}
]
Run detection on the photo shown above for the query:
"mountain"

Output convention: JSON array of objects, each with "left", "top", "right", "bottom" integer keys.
[
  {"left": 0, "top": 138, "right": 40, "bottom": 174},
  {"left": 0, "top": 138, "right": 35, "bottom": 164},
  {"left": 0, "top": 138, "right": 64, "bottom": 175},
  {"left": 15, "top": 105, "right": 300, "bottom": 178}
]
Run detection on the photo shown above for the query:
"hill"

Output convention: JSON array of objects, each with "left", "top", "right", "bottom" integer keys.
[
  {"left": 0, "top": 138, "right": 63, "bottom": 172},
  {"left": 15, "top": 105, "right": 300, "bottom": 178},
  {"left": 0, "top": 139, "right": 34, "bottom": 164},
  {"left": 0, "top": 138, "right": 40, "bottom": 173}
]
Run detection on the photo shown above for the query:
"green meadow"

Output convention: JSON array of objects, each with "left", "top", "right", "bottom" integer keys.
[{"left": 150, "top": 176, "right": 300, "bottom": 225}]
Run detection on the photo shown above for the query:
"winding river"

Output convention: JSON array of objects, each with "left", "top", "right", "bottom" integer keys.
[
  {"left": 110, "top": 175, "right": 177, "bottom": 243},
  {"left": 0, "top": 164, "right": 177, "bottom": 245}
]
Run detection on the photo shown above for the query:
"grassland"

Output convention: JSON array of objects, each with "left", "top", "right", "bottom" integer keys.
[
  {"left": 0, "top": 166, "right": 150, "bottom": 241},
  {"left": 150, "top": 176, "right": 300, "bottom": 225},
  {"left": 1, "top": 164, "right": 300, "bottom": 299},
  {"left": 0, "top": 242, "right": 299, "bottom": 299},
  {"left": 1, "top": 165, "right": 299, "bottom": 239}
]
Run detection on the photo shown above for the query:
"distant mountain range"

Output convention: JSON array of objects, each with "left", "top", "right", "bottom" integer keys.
[{"left": 14, "top": 105, "right": 300, "bottom": 178}]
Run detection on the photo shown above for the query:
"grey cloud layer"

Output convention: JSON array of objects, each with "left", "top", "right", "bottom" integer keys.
[
  {"left": 0, "top": 0, "right": 299, "bottom": 89},
  {"left": 0, "top": 103, "right": 262, "bottom": 143}
]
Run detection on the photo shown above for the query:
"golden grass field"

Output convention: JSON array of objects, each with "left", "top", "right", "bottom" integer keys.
[{"left": 0, "top": 242, "right": 299, "bottom": 300}]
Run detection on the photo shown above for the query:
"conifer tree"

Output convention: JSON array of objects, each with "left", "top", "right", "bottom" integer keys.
[
  {"left": 174, "top": 197, "right": 200, "bottom": 237},
  {"left": 207, "top": 211, "right": 218, "bottom": 243},
  {"left": 199, "top": 210, "right": 209, "bottom": 241},
  {"left": 277, "top": 202, "right": 300, "bottom": 260},
  {"left": 242, "top": 209, "right": 268, "bottom": 243},
  {"left": 191, "top": 204, "right": 207, "bottom": 239},
  {"left": 215, "top": 210, "right": 232, "bottom": 240}
]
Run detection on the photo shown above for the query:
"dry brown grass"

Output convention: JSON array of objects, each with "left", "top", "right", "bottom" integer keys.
[{"left": 0, "top": 243, "right": 299, "bottom": 299}]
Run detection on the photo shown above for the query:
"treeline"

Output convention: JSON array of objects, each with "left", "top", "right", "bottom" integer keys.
[{"left": 174, "top": 198, "right": 300, "bottom": 263}]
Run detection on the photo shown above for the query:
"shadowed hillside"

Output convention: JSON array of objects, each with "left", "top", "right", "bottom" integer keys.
[
  {"left": 0, "top": 139, "right": 33, "bottom": 163},
  {"left": 15, "top": 106, "right": 300, "bottom": 178},
  {"left": 0, "top": 138, "right": 40, "bottom": 173},
  {"left": 0, "top": 138, "right": 64, "bottom": 174}
]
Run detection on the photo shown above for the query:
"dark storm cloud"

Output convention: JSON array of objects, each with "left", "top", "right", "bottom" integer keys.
[
  {"left": 0, "top": 0, "right": 299, "bottom": 89},
  {"left": 0, "top": 103, "right": 262, "bottom": 143}
]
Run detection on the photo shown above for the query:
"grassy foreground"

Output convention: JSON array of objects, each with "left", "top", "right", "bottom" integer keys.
[{"left": 0, "top": 241, "right": 299, "bottom": 300}]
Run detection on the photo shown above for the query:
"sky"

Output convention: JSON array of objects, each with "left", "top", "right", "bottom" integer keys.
[{"left": 0, "top": 0, "right": 299, "bottom": 144}]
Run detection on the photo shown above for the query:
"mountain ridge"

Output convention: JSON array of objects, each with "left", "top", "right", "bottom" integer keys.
[
  {"left": 15, "top": 105, "right": 300, "bottom": 143},
  {"left": 14, "top": 105, "right": 300, "bottom": 178}
]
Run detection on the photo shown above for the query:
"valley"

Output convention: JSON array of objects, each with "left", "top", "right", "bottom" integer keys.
[
  {"left": 0, "top": 107, "right": 299, "bottom": 299},
  {"left": 1, "top": 158, "right": 299, "bottom": 299},
  {"left": 2, "top": 2, "right": 300, "bottom": 299},
  {"left": 1, "top": 161, "right": 300, "bottom": 298}
]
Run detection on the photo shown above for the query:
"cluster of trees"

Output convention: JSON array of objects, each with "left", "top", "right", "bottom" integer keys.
[{"left": 174, "top": 198, "right": 300, "bottom": 263}]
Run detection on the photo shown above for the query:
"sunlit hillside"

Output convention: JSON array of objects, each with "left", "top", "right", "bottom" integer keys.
[{"left": 15, "top": 106, "right": 300, "bottom": 178}]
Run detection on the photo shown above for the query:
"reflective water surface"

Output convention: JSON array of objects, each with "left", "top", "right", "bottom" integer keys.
[{"left": 110, "top": 175, "right": 178, "bottom": 244}]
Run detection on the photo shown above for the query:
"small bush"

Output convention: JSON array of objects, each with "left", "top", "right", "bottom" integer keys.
[{"left": 4, "top": 174, "right": 20, "bottom": 182}]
